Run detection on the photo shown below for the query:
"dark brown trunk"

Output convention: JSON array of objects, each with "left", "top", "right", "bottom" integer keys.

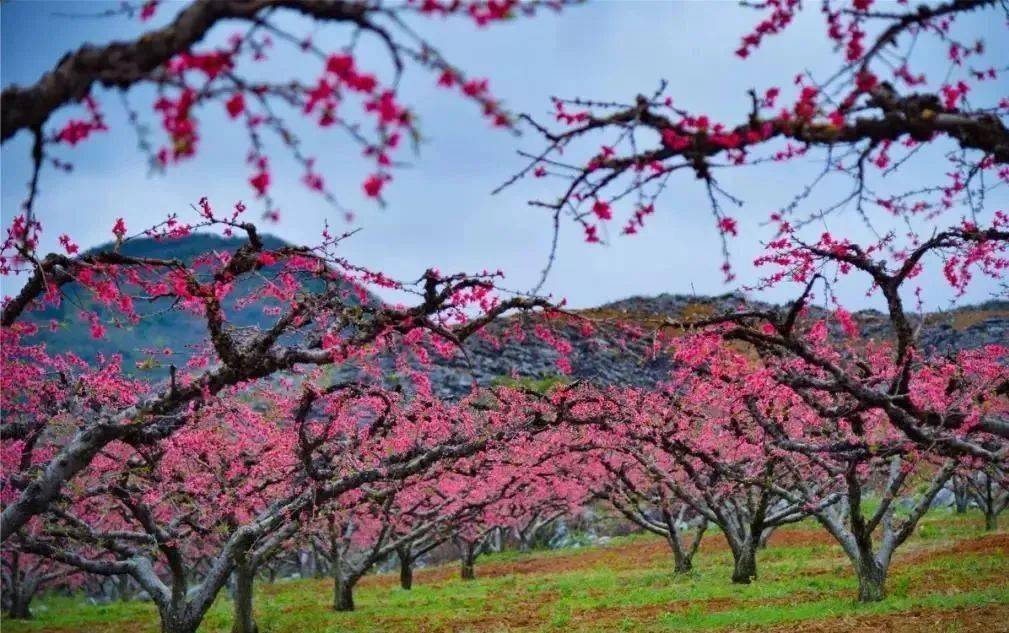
[
  {"left": 672, "top": 552, "right": 692, "bottom": 574},
  {"left": 6, "top": 552, "right": 32, "bottom": 619},
  {"left": 399, "top": 555, "right": 414, "bottom": 590},
  {"left": 985, "top": 511, "right": 998, "bottom": 531},
  {"left": 7, "top": 592, "right": 33, "bottom": 620},
  {"left": 458, "top": 539, "right": 477, "bottom": 580},
  {"left": 460, "top": 556, "right": 475, "bottom": 581},
  {"left": 159, "top": 610, "right": 199, "bottom": 633},
  {"left": 334, "top": 578, "right": 355, "bottom": 612},
  {"left": 730, "top": 543, "right": 757, "bottom": 584},
  {"left": 666, "top": 533, "right": 691, "bottom": 574},
  {"left": 982, "top": 475, "right": 998, "bottom": 531},
  {"left": 855, "top": 559, "right": 886, "bottom": 602}
]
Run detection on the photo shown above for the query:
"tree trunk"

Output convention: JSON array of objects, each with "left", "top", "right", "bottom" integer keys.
[
  {"left": 312, "top": 543, "right": 329, "bottom": 578},
  {"left": 6, "top": 552, "right": 32, "bottom": 620},
  {"left": 330, "top": 519, "right": 355, "bottom": 612},
  {"left": 7, "top": 590, "right": 33, "bottom": 620},
  {"left": 855, "top": 559, "right": 886, "bottom": 603},
  {"left": 460, "top": 555, "right": 475, "bottom": 580},
  {"left": 730, "top": 543, "right": 757, "bottom": 584},
  {"left": 116, "top": 574, "right": 133, "bottom": 602},
  {"left": 399, "top": 555, "right": 414, "bottom": 590},
  {"left": 159, "top": 611, "right": 199, "bottom": 633},
  {"left": 334, "top": 577, "right": 355, "bottom": 612},
  {"left": 458, "top": 538, "right": 477, "bottom": 580},
  {"left": 981, "top": 475, "right": 998, "bottom": 530},
  {"left": 666, "top": 533, "right": 692, "bottom": 574},
  {"left": 231, "top": 559, "right": 258, "bottom": 633},
  {"left": 672, "top": 548, "right": 692, "bottom": 574},
  {"left": 953, "top": 478, "right": 969, "bottom": 514},
  {"left": 297, "top": 550, "right": 311, "bottom": 579}
]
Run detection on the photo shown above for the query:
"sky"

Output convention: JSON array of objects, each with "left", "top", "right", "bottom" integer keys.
[{"left": 2, "top": 0, "right": 1007, "bottom": 312}]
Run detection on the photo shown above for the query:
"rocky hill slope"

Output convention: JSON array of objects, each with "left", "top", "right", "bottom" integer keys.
[
  {"left": 428, "top": 293, "right": 1009, "bottom": 397},
  {"left": 22, "top": 235, "right": 1008, "bottom": 398}
]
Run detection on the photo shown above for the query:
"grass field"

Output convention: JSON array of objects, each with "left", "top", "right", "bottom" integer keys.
[{"left": 6, "top": 510, "right": 1008, "bottom": 632}]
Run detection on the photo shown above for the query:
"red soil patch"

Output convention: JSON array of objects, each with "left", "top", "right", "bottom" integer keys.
[
  {"left": 763, "top": 603, "right": 1009, "bottom": 632},
  {"left": 461, "top": 600, "right": 559, "bottom": 632},
  {"left": 359, "top": 537, "right": 674, "bottom": 589},
  {"left": 359, "top": 527, "right": 834, "bottom": 590},
  {"left": 10, "top": 624, "right": 154, "bottom": 633},
  {"left": 363, "top": 528, "right": 1006, "bottom": 631},
  {"left": 760, "top": 529, "right": 835, "bottom": 549},
  {"left": 13, "top": 529, "right": 1007, "bottom": 633},
  {"left": 569, "top": 596, "right": 741, "bottom": 629},
  {"left": 897, "top": 532, "right": 1009, "bottom": 568},
  {"left": 896, "top": 533, "right": 1009, "bottom": 597}
]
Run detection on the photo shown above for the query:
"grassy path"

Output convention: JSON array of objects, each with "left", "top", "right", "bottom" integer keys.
[{"left": 6, "top": 511, "right": 1008, "bottom": 632}]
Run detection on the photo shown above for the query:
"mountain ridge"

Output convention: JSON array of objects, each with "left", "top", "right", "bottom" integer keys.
[{"left": 21, "top": 235, "right": 1008, "bottom": 398}]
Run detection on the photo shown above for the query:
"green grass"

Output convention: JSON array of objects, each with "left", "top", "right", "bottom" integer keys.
[{"left": 5, "top": 510, "right": 1007, "bottom": 632}]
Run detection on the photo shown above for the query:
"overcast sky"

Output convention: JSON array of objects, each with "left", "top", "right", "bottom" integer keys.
[{"left": 2, "top": 1, "right": 1006, "bottom": 312}]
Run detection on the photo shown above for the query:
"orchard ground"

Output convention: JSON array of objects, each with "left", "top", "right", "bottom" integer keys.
[{"left": 6, "top": 511, "right": 1007, "bottom": 632}]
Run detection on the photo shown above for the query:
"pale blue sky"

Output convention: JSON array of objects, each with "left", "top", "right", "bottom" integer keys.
[{"left": 2, "top": 0, "right": 1006, "bottom": 311}]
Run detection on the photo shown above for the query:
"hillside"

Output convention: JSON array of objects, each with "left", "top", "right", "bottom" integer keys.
[
  {"left": 22, "top": 235, "right": 1009, "bottom": 396},
  {"left": 25, "top": 233, "right": 372, "bottom": 369},
  {"left": 432, "top": 293, "right": 1009, "bottom": 398}
]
